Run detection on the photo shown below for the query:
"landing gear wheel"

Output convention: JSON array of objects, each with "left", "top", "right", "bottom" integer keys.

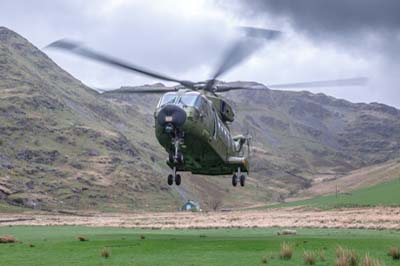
[
  {"left": 175, "top": 174, "right": 181, "bottom": 186},
  {"left": 167, "top": 174, "right": 174, "bottom": 186},
  {"left": 232, "top": 174, "right": 237, "bottom": 187},
  {"left": 240, "top": 175, "right": 245, "bottom": 187}
]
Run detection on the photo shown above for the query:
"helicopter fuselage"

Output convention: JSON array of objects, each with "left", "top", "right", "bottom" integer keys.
[{"left": 154, "top": 89, "right": 249, "bottom": 176}]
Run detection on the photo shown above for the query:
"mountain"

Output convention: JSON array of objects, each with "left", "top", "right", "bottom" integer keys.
[
  {"left": 1, "top": 27, "right": 400, "bottom": 212},
  {"left": 0, "top": 27, "right": 179, "bottom": 211},
  {"left": 225, "top": 82, "right": 400, "bottom": 177}
]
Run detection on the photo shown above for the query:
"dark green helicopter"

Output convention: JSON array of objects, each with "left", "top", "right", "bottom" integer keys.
[{"left": 47, "top": 27, "right": 367, "bottom": 187}]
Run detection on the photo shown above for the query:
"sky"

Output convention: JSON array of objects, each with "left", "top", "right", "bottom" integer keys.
[{"left": 1, "top": 0, "right": 400, "bottom": 107}]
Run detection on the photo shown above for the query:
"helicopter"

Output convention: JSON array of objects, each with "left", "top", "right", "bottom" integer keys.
[{"left": 47, "top": 27, "right": 367, "bottom": 187}]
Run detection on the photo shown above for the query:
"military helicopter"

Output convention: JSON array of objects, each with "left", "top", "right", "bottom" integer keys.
[{"left": 47, "top": 27, "right": 367, "bottom": 187}]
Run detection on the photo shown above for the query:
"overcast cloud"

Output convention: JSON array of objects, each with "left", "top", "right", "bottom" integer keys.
[
  {"left": 1, "top": 0, "right": 400, "bottom": 107},
  {"left": 218, "top": 0, "right": 400, "bottom": 106}
]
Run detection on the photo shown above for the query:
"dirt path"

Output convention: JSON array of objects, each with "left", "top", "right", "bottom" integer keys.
[{"left": 1, "top": 207, "right": 400, "bottom": 230}]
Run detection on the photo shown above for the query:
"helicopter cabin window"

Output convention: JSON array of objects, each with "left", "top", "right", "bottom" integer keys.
[
  {"left": 158, "top": 92, "right": 177, "bottom": 107},
  {"left": 213, "top": 110, "right": 218, "bottom": 140},
  {"left": 178, "top": 92, "right": 200, "bottom": 107},
  {"left": 197, "top": 96, "right": 208, "bottom": 114},
  {"left": 217, "top": 121, "right": 228, "bottom": 144}
]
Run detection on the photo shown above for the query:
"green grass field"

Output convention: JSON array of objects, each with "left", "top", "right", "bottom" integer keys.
[
  {"left": 272, "top": 178, "right": 400, "bottom": 209},
  {"left": 1, "top": 226, "right": 400, "bottom": 265}
]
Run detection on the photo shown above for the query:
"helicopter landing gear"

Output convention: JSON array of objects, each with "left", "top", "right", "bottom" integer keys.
[
  {"left": 175, "top": 174, "right": 181, "bottom": 186},
  {"left": 167, "top": 134, "right": 184, "bottom": 186},
  {"left": 167, "top": 167, "right": 182, "bottom": 186},
  {"left": 167, "top": 174, "right": 174, "bottom": 186},
  {"left": 169, "top": 152, "right": 183, "bottom": 164},
  {"left": 232, "top": 174, "right": 237, "bottom": 186},
  {"left": 240, "top": 174, "right": 245, "bottom": 187},
  {"left": 169, "top": 134, "right": 184, "bottom": 164},
  {"left": 232, "top": 167, "right": 246, "bottom": 187}
]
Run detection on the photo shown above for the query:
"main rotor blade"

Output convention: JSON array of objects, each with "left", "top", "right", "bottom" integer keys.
[
  {"left": 46, "top": 39, "right": 195, "bottom": 88},
  {"left": 101, "top": 86, "right": 178, "bottom": 94},
  {"left": 268, "top": 77, "right": 368, "bottom": 89},
  {"left": 216, "top": 77, "right": 368, "bottom": 92},
  {"left": 206, "top": 27, "right": 282, "bottom": 90},
  {"left": 215, "top": 84, "right": 267, "bottom": 92}
]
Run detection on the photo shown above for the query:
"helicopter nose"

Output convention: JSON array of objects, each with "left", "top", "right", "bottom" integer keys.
[{"left": 157, "top": 104, "right": 187, "bottom": 128}]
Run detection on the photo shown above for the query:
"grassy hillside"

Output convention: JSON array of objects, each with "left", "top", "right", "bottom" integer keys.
[
  {"left": 293, "top": 159, "right": 400, "bottom": 200},
  {"left": 271, "top": 177, "right": 400, "bottom": 209},
  {"left": 1, "top": 226, "right": 400, "bottom": 266}
]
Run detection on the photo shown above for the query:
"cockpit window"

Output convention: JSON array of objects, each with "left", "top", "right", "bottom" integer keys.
[
  {"left": 158, "top": 92, "right": 177, "bottom": 107},
  {"left": 179, "top": 93, "right": 200, "bottom": 107}
]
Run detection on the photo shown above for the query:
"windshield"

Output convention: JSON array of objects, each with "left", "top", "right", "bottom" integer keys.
[
  {"left": 158, "top": 92, "right": 177, "bottom": 107},
  {"left": 179, "top": 93, "right": 199, "bottom": 107}
]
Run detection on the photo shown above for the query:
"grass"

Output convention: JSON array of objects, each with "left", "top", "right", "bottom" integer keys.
[
  {"left": 303, "top": 250, "right": 316, "bottom": 265},
  {"left": 0, "top": 202, "right": 26, "bottom": 213},
  {"left": 1, "top": 226, "right": 400, "bottom": 265},
  {"left": 271, "top": 178, "right": 400, "bottom": 209}
]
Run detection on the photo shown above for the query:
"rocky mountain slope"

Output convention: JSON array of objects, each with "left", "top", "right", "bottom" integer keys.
[
  {"left": 0, "top": 27, "right": 178, "bottom": 211},
  {"left": 1, "top": 27, "right": 399, "bottom": 212},
  {"left": 225, "top": 82, "right": 400, "bottom": 177}
]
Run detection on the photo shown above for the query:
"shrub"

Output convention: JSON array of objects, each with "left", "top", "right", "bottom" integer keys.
[
  {"left": 280, "top": 242, "right": 293, "bottom": 260},
  {"left": 319, "top": 250, "right": 326, "bottom": 261},
  {"left": 335, "top": 246, "right": 358, "bottom": 266},
  {"left": 0, "top": 235, "right": 18, "bottom": 243},
  {"left": 362, "top": 255, "right": 372, "bottom": 266},
  {"left": 362, "top": 254, "right": 382, "bottom": 266},
  {"left": 336, "top": 255, "right": 349, "bottom": 266},
  {"left": 76, "top": 236, "right": 89, "bottom": 241},
  {"left": 336, "top": 246, "right": 346, "bottom": 258},
  {"left": 348, "top": 250, "right": 359, "bottom": 266},
  {"left": 261, "top": 256, "right": 268, "bottom": 264},
  {"left": 388, "top": 246, "right": 400, "bottom": 260},
  {"left": 100, "top": 247, "right": 111, "bottom": 258},
  {"left": 303, "top": 251, "right": 316, "bottom": 265}
]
